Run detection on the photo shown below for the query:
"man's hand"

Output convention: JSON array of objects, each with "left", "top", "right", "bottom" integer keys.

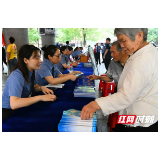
[
  {"left": 80, "top": 101, "right": 101, "bottom": 120},
  {"left": 87, "top": 75, "right": 99, "bottom": 81}
]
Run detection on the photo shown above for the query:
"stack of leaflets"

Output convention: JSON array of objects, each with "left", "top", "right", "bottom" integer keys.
[
  {"left": 84, "top": 62, "right": 92, "bottom": 68},
  {"left": 58, "top": 109, "right": 97, "bottom": 132},
  {"left": 74, "top": 72, "right": 84, "bottom": 77},
  {"left": 74, "top": 76, "right": 96, "bottom": 98},
  {"left": 45, "top": 84, "right": 65, "bottom": 88},
  {"left": 76, "top": 75, "right": 95, "bottom": 87},
  {"left": 74, "top": 87, "right": 96, "bottom": 98}
]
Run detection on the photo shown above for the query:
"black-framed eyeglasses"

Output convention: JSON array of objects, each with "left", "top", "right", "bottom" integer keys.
[{"left": 53, "top": 54, "right": 61, "bottom": 58}]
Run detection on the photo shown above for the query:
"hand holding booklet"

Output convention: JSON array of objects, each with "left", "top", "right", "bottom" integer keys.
[
  {"left": 58, "top": 109, "right": 97, "bottom": 132},
  {"left": 74, "top": 72, "right": 84, "bottom": 77}
]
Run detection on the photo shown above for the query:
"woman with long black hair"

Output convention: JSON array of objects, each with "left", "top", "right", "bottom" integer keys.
[{"left": 2, "top": 44, "right": 56, "bottom": 122}]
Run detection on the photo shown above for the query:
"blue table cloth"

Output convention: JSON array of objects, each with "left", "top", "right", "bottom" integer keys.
[{"left": 2, "top": 63, "right": 95, "bottom": 132}]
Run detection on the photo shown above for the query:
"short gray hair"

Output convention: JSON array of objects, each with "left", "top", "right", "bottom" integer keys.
[
  {"left": 114, "top": 28, "right": 148, "bottom": 41},
  {"left": 111, "top": 41, "right": 123, "bottom": 53},
  {"left": 141, "top": 28, "right": 148, "bottom": 41}
]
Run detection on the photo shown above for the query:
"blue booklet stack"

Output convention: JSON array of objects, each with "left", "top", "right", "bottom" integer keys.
[
  {"left": 84, "top": 62, "right": 92, "bottom": 68},
  {"left": 58, "top": 109, "right": 97, "bottom": 132},
  {"left": 74, "top": 75, "right": 96, "bottom": 98}
]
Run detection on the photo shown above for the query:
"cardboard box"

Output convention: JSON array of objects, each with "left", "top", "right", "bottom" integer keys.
[{"left": 80, "top": 56, "right": 88, "bottom": 62}]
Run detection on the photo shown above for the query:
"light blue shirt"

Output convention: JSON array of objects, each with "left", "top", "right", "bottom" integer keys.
[
  {"left": 56, "top": 54, "right": 68, "bottom": 73},
  {"left": 2, "top": 69, "right": 33, "bottom": 109},
  {"left": 35, "top": 59, "right": 61, "bottom": 86},
  {"left": 66, "top": 55, "right": 71, "bottom": 62},
  {"left": 72, "top": 50, "right": 81, "bottom": 57},
  {"left": 101, "top": 45, "right": 105, "bottom": 54},
  {"left": 79, "top": 50, "right": 83, "bottom": 54},
  {"left": 96, "top": 46, "right": 101, "bottom": 52}
]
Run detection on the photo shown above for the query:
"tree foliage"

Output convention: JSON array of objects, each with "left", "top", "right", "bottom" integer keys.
[
  {"left": 148, "top": 28, "right": 158, "bottom": 42},
  {"left": 27, "top": 28, "right": 158, "bottom": 44},
  {"left": 55, "top": 28, "right": 158, "bottom": 45},
  {"left": 56, "top": 28, "right": 81, "bottom": 42},
  {"left": 28, "top": 28, "right": 41, "bottom": 44},
  {"left": 55, "top": 28, "right": 115, "bottom": 45}
]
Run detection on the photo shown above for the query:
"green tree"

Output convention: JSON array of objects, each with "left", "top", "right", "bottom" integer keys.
[
  {"left": 56, "top": 28, "right": 81, "bottom": 42},
  {"left": 28, "top": 28, "right": 41, "bottom": 44},
  {"left": 55, "top": 28, "right": 115, "bottom": 46},
  {"left": 147, "top": 28, "right": 158, "bottom": 42},
  {"left": 56, "top": 28, "right": 102, "bottom": 43},
  {"left": 56, "top": 28, "right": 158, "bottom": 45}
]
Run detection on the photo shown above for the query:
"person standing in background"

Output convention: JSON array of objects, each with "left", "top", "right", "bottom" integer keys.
[
  {"left": 2, "top": 47, "right": 7, "bottom": 72},
  {"left": 93, "top": 45, "right": 96, "bottom": 61},
  {"left": 95, "top": 43, "right": 101, "bottom": 65},
  {"left": 7, "top": 37, "right": 18, "bottom": 72},
  {"left": 66, "top": 41, "right": 70, "bottom": 47},
  {"left": 103, "top": 38, "right": 111, "bottom": 70},
  {"left": 101, "top": 43, "right": 105, "bottom": 63}
]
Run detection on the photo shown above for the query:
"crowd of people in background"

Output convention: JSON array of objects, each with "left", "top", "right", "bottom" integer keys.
[
  {"left": 2, "top": 40, "right": 88, "bottom": 74},
  {"left": 57, "top": 39, "right": 113, "bottom": 71},
  {"left": 93, "top": 38, "right": 112, "bottom": 70}
]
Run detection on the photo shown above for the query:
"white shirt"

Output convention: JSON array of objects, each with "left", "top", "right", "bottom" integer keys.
[{"left": 95, "top": 43, "right": 158, "bottom": 127}]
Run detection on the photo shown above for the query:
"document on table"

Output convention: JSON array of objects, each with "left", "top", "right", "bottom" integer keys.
[
  {"left": 74, "top": 72, "right": 84, "bottom": 77},
  {"left": 45, "top": 84, "right": 65, "bottom": 88}
]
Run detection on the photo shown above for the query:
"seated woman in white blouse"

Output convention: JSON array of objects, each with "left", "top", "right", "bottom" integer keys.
[{"left": 81, "top": 28, "right": 158, "bottom": 132}]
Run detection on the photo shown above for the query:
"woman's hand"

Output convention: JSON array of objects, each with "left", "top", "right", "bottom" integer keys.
[
  {"left": 81, "top": 101, "right": 101, "bottom": 120},
  {"left": 73, "top": 71, "right": 82, "bottom": 74},
  {"left": 69, "top": 71, "right": 82, "bottom": 75},
  {"left": 41, "top": 86, "right": 54, "bottom": 95},
  {"left": 73, "top": 62, "right": 78, "bottom": 66},
  {"left": 69, "top": 75, "right": 77, "bottom": 81},
  {"left": 41, "top": 94, "right": 57, "bottom": 102}
]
